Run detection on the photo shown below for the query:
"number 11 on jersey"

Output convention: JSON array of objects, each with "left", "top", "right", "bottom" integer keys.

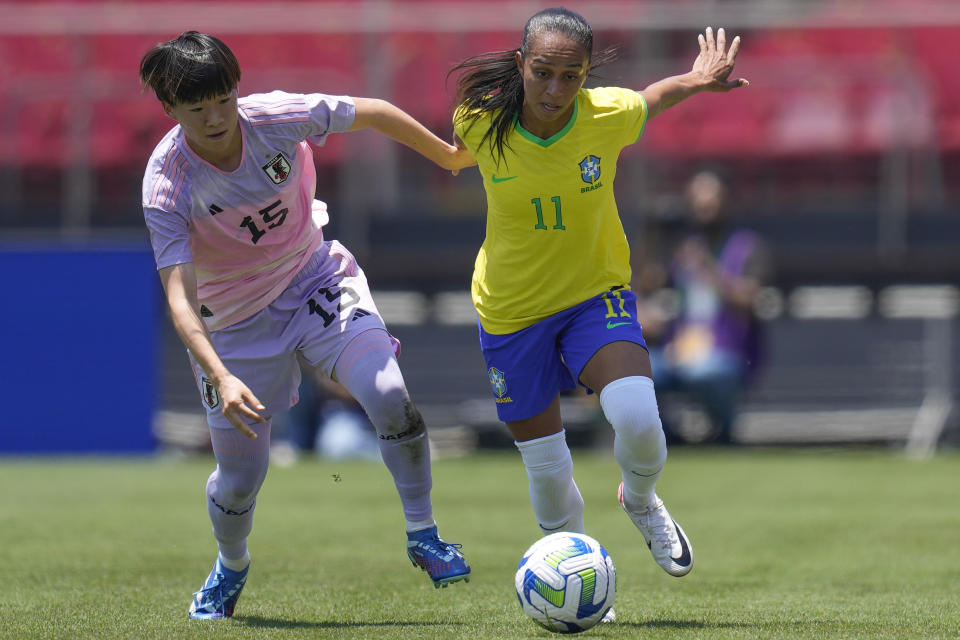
[{"left": 531, "top": 196, "right": 565, "bottom": 231}]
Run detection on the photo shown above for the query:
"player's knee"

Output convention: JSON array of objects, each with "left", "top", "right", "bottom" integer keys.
[
  {"left": 600, "top": 376, "right": 663, "bottom": 449},
  {"left": 216, "top": 474, "right": 264, "bottom": 508},
  {"left": 340, "top": 345, "right": 421, "bottom": 440},
  {"left": 374, "top": 399, "right": 426, "bottom": 443}
]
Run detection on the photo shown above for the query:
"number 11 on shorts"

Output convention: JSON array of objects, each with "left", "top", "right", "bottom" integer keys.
[{"left": 601, "top": 290, "right": 632, "bottom": 327}]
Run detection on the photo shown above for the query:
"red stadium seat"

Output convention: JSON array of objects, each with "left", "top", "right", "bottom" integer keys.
[
  {"left": 3, "top": 16, "right": 960, "bottom": 167},
  {"left": 11, "top": 100, "right": 70, "bottom": 167}
]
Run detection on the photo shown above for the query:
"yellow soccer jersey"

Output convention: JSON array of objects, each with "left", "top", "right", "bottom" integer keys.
[{"left": 454, "top": 86, "right": 648, "bottom": 334}]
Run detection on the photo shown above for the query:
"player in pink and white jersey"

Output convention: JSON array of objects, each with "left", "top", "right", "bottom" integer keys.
[{"left": 140, "top": 32, "right": 474, "bottom": 619}]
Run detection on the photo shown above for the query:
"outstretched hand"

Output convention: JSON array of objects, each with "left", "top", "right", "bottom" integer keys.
[{"left": 692, "top": 27, "right": 748, "bottom": 92}]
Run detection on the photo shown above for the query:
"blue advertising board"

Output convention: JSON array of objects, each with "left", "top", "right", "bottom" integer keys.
[{"left": 0, "top": 243, "right": 160, "bottom": 453}]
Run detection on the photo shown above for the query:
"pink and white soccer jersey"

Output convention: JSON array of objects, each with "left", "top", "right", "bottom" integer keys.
[
  {"left": 142, "top": 91, "right": 396, "bottom": 423},
  {"left": 142, "top": 91, "right": 355, "bottom": 331}
]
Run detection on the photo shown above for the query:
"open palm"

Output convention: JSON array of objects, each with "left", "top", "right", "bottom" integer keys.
[{"left": 691, "top": 26, "right": 748, "bottom": 92}]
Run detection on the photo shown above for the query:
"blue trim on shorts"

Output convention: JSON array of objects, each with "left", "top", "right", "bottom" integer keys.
[{"left": 478, "top": 288, "right": 648, "bottom": 423}]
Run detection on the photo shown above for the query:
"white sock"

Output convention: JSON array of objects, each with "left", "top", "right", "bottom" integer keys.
[
  {"left": 406, "top": 518, "right": 436, "bottom": 533},
  {"left": 515, "top": 430, "right": 585, "bottom": 534},
  {"left": 600, "top": 376, "right": 667, "bottom": 509},
  {"left": 206, "top": 424, "right": 270, "bottom": 566},
  {"left": 219, "top": 550, "right": 250, "bottom": 572},
  {"left": 333, "top": 329, "right": 434, "bottom": 525}
]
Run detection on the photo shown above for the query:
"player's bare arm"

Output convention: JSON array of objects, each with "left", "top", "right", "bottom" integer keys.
[
  {"left": 450, "top": 133, "right": 476, "bottom": 176},
  {"left": 640, "top": 26, "right": 748, "bottom": 119},
  {"left": 158, "top": 263, "right": 265, "bottom": 438},
  {"left": 349, "top": 97, "right": 477, "bottom": 173}
]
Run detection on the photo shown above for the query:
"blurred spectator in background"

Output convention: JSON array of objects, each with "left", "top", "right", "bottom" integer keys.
[
  {"left": 636, "top": 170, "right": 772, "bottom": 445},
  {"left": 271, "top": 355, "right": 380, "bottom": 465}
]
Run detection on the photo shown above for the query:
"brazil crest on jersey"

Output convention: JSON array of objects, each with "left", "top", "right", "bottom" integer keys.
[{"left": 454, "top": 87, "right": 648, "bottom": 334}]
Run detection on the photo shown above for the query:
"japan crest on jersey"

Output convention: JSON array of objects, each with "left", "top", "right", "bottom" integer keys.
[
  {"left": 262, "top": 152, "right": 292, "bottom": 184},
  {"left": 579, "top": 154, "right": 601, "bottom": 184},
  {"left": 200, "top": 376, "right": 221, "bottom": 409}
]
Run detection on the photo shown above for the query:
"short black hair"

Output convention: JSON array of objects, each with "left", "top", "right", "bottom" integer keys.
[{"left": 139, "top": 31, "right": 241, "bottom": 106}]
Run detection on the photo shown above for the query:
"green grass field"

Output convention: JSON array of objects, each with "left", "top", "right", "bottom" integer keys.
[{"left": 1, "top": 447, "right": 957, "bottom": 639}]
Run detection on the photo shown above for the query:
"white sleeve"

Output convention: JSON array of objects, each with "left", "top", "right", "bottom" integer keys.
[
  {"left": 143, "top": 205, "right": 192, "bottom": 270},
  {"left": 239, "top": 90, "right": 355, "bottom": 147},
  {"left": 305, "top": 93, "right": 355, "bottom": 146}
]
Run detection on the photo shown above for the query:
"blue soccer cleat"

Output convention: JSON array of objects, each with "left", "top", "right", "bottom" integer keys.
[
  {"left": 188, "top": 557, "right": 249, "bottom": 619},
  {"left": 406, "top": 526, "right": 471, "bottom": 588}
]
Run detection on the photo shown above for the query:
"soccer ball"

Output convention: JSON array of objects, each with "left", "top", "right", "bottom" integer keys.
[{"left": 514, "top": 532, "right": 616, "bottom": 634}]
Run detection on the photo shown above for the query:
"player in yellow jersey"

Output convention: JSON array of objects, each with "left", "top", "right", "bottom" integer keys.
[{"left": 451, "top": 8, "right": 747, "bottom": 588}]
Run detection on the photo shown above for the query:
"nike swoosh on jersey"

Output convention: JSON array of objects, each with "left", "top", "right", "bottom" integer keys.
[
  {"left": 606, "top": 320, "right": 632, "bottom": 329},
  {"left": 491, "top": 175, "right": 518, "bottom": 183}
]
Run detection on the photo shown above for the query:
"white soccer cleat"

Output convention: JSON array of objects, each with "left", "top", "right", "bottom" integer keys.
[
  {"left": 601, "top": 607, "right": 616, "bottom": 623},
  {"left": 618, "top": 483, "right": 693, "bottom": 577}
]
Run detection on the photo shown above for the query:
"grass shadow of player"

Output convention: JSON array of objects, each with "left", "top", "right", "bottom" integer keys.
[{"left": 237, "top": 615, "right": 465, "bottom": 631}]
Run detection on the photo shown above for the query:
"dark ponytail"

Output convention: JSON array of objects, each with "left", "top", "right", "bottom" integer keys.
[
  {"left": 449, "top": 50, "right": 524, "bottom": 167},
  {"left": 450, "top": 8, "right": 618, "bottom": 166}
]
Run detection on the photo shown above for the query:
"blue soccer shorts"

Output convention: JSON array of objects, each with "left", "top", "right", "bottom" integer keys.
[{"left": 478, "top": 287, "right": 648, "bottom": 423}]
